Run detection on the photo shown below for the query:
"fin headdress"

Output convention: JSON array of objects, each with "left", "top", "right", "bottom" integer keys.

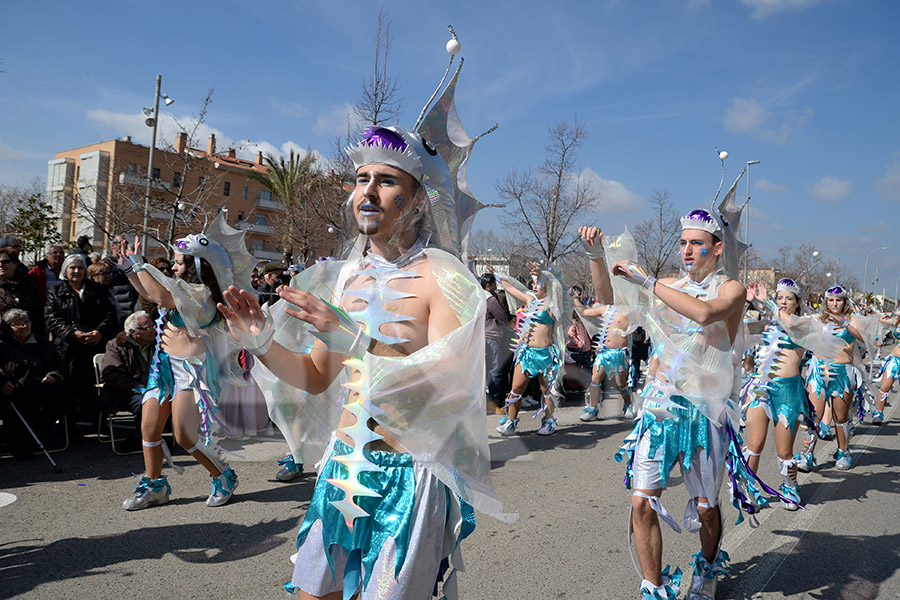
[
  {"left": 825, "top": 284, "right": 848, "bottom": 299},
  {"left": 776, "top": 277, "right": 803, "bottom": 299},
  {"left": 345, "top": 25, "right": 496, "bottom": 261},
  {"left": 173, "top": 212, "right": 256, "bottom": 293},
  {"left": 681, "top": 149, "right": 748, "bottom": 280}
]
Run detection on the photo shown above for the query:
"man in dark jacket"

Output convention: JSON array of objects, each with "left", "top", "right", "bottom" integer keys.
[
  {"left": 28, "top": 244, "right": 65, "bottom": 304},
  {"left": 99, "top": 311, "right": 155, "bottom": 441},
  {"left": 481, "top": 272, "right": 513, "bottom": 412}
]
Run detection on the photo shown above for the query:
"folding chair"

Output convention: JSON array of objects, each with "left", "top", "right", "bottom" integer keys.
[{"left": 93, "top": 353, "right": 140, "bottom": 455}]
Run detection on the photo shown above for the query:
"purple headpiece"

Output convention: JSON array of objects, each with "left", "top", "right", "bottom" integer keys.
[
  {"left": 680, "top": 208, "right": 723, "bottom": 237},
  {"left": 825, "top": 285, "right": 847, "bottom": 299},
  {"left": 776, "top": 277, "right": 802, "bottom": 298}
]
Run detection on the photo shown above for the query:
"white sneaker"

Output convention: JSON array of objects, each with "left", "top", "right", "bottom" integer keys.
[
  {"left": 537, "top": 417, "right": 558, "bottom": 436},
  {"left": 207, "top": 467, "right": 238, "bottom": 506},
  {"left": 123, "top": 476, "right": 170, "bottom": 511},
  {"left": 520, "top": 396, "right": 538, "bottom": 409},
  {"left": 496, "top": 418, "right": 519, "bottom": 436},
  {"left": 579, "top": 406, "right": 600, "bottom": 422},
  {"left": 275, "top": 454, "right": 303, "bottom": 482}
]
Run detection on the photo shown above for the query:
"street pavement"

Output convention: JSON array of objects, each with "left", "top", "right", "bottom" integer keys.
[{"left": 2, "top": 383, "right": 899, "bottom": 599}]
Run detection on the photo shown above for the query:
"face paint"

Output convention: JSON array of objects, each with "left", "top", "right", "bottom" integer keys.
[
  {"left": 685, "top": 263, "right": 694, "bottom": 270},
  {"left": 700, "top": 248, "right": 708, "bottom": 258},
  {"left": 394, "top": 194, "right": 406, "bottom": 211}
]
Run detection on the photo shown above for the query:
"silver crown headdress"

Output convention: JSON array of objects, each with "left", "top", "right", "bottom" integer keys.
[
  {"left": 825, "top": 284, "right": 848, "bottom": 299},
  {"left": 681, "top": 149, "right": 748, "bottom": 280},
  {"left": 345, "top": 25, "right": 497, "bottom": 261},
  {"left": 776, "top": 277, "right": 803, "bottom": 298},
  {"left": 173, "top": 212, "right": 256, "bottom": 293}
]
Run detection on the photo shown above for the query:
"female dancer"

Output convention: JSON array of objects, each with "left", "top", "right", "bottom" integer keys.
[
  {"left": 120, "top": 216, "right": 253, "bottom": 510},
  {"left": 491, "top": 262, "right": 565, "bottom": 436},
  {"left": 873, "top": 311, "right": 900, "bottom": 424},
  {"left": 799, "top": 284, "right": 864, "bottom": 471},
  {"left": 742, "top": 278, "right": 844, "bottom": 508}
]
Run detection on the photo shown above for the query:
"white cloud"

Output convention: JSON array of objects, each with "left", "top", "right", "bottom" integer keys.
[
  {"left": 754, "top": 178, "right": 786, "bottom": 194},
  {"left": 805, "top": 175, "right": 852, "bottom": 205},
  {"left": 313, "top": 103, "right": 364, "bottom": 137},
  {"left": 0, "top": 138, "right": 24, "bottom": 161},
  {"left": 577, "top": 168, "right": 645, "bottom": 214},
  {"left": 722, "top": 97, "right": 812, "bottom": 143},
  {"left": 739, "top": 0, "right": 823, "bottom": 19},
  {"left": 876, "top": 158, "right": 900, "bottom": 204},
  {"left": 86, "top": 108, "right": 322, "bottom": 164},
  {"left": 268, "top": 97, "right": 308, "bottom": 118}
]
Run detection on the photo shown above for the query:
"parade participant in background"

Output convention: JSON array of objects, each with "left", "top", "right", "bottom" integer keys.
[
  {"left": 798, "top": 284, "right": 864, "bottom": 471},
  {"left": 220, "top": 33, "right": 507, "bottom": 598},
  {"left": 574, "top": 225, "right": 635, "bottom": 421},
  {"left": 491, "top": 261, "right": 567, "bottom": 436},
  {"left": 118, "top": 215, "right": 258, "bottom": 510},
  {"left": 481, "top": 272, "right": 513, "bottom": 413},
  {"left": 873, "top": 311, "right": 900, "bottom": 424},
  {"left": 741, "top": 278, "right": 845, "bottom": 509},
  {"left": 610, "top": 162, "right": 788, "bottom": 600}
]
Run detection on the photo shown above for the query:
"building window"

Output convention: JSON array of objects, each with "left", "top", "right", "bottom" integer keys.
[
  {"left": 254, "top": 214, "right": 268, "bottom": 226},
  {"left": 259, "top": 189, "right": 272, "bottom": 201},
  {"left": 224, "top": 181, "right": 231, "bottom": 197},
  {"left": 127, "top": 163, "right": 137, "bottom": 175},
  {"left": 251, "top": 239, "right": 265, "bottom": 252},
  {"left": 242, "top": 186, "right": 248, "bottom": 200},
  {"left": 152, "top": 167, "right": 160, "bottom": 179},
  {"left": 198, "top": 177, "right": 205, "bottom": 191},
  {"left": 172, "top": 172, "right": 181, "bottom": 188}
]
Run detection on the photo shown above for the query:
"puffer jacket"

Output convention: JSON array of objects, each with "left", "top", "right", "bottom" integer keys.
[
  {"left": 44, "top": 280, "right": 118, "bottom": 369},
  {"left": 0, "top": 270, "right": 45, "bottom": 337}
]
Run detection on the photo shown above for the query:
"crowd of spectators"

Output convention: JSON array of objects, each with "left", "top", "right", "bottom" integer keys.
[{"left": 0, "top": 234, "right": 309, "bottom": 461}]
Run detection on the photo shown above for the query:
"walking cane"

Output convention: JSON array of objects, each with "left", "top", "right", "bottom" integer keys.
[{"left": 8, "top": 400, "right": 62, "bottom": 473}]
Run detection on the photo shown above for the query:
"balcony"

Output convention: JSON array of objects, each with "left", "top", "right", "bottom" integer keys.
[
  {"left": 118, "top": 172, "right": 170, "bottom": 192},
  {"left": 234, "top": 221, "right": 274, "bottom": 235},
  {"left": 255, "top": 196, "right": 285, "bottom": 211}
]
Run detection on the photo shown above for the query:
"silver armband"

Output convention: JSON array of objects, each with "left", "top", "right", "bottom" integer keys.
[
  {"left": 581, "top": 236, "right": 605, "bottom": 260},
  {"left": 309, "top": 299, "right": 372, "bottom": 359}
]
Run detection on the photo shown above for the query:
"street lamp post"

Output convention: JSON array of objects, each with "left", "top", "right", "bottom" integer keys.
[
  {"left": 744, "top": 159, "right": 760, "bottom": 285},
  {"left": 141, "top": 74, "right": 174, "bottom": 252},
  {"left": 895, "top": 275, "right": 900, "bottom": 311},
  {"left": 863, "top": 246, "right": 889, "bottom": 295}
]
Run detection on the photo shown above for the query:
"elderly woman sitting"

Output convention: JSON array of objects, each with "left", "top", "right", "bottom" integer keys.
[{"left": 0, "top": 309, "right": 64, "bottom": 459}]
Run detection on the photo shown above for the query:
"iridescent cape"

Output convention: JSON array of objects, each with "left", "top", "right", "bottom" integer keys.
[
  {"left": 254, "top": 248, "right": 508, "bottom": 521},
  {"left": 620, "top": 270, "right": 737, "bottom": 426}
]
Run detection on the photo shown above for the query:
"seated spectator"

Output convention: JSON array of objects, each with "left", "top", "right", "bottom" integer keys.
[
  {"left": 45, "top": 253, "right": 119, "bottom": 428},
  {"left": 99, "top": 311, "right": 156, "bottom": 449},
  {"left": 0, "top": 309, "right": 65, "bottom": 460},
  {"left": 0, "top": 245, "right": 45, "bottom": 337},
  {"left": 28, "top": 243, "right": 65, "bottom": 304}
]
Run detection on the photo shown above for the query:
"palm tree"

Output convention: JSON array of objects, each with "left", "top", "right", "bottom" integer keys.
[{"left": 247, "top": 150, "right": 317, "bottom": 265}]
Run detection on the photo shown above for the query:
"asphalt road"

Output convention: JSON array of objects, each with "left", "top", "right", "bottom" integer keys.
[{"left": 2, "top": 378, "right": 899, "bottom": 599}]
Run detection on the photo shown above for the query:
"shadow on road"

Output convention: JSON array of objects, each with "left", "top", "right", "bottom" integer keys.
[
  {"left": 0, "top": 517, "right": 298, "bottom": 597},
  {"left": 720, "top": 529, "right": 900, "bottom": 600}
]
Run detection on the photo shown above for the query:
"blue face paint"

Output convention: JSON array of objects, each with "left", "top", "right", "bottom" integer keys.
[
  {"left": 394, "top": 194, "right": 406, "bottom": 211},
  {"left": 685, "top": 263, "right": 695, "bottom": 270},
  {"left": 700, "top": 248, "right": 708, "bottom": 258}
]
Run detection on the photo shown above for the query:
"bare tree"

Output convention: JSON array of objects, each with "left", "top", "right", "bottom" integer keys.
[
  {"left": 353, "top": 7, "right": 403, "bottom": 128},
  {"left": 0, "top": 178, "right": 44, "bottom": 233},
  {"left": 72, "top": 90, "right": 225, "bottom": 256},
  {"left": 633, "top": 189, "right": 680, "bottom": 277},
  {"left": 497, "top": 117, "right": 600, "bottom": 265}
]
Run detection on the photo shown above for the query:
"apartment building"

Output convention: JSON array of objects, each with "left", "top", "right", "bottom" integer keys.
[{"left": 47, "top": 133, "right": 288, "bottom": 261}]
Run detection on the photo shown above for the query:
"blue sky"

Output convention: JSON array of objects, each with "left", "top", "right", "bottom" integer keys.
[{"left": 2, "top": 0, "right": 899, "bottom": 297}]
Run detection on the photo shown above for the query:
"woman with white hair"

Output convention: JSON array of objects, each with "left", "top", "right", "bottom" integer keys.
[{"left": 44, "top": 253, "right": 118, "bottom": 428}]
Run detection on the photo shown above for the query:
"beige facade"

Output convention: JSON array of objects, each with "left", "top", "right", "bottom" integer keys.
[{"left": 47, "top": 134, "right": 289, "bottom": 261}]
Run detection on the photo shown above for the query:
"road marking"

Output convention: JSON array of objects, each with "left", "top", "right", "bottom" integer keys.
[{"left": 0, "top": 492, "right": 17, "bottom": 508}]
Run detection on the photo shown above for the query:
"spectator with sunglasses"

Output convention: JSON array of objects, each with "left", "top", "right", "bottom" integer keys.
[{"left": 0, "top": 245, "right": 45, "bottom": 337}]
